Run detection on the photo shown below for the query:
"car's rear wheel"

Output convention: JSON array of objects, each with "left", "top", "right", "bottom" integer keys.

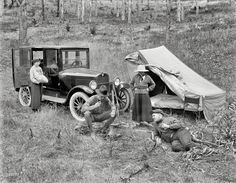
[
  {"left": 117, "top": 88, "right": 131, "bottom": 112},
  {"left": 19, "top": 86, "right": 31, "bottom": 107},
  {"left": 69, "top": 92, "right": 89, "bottom": 122}
]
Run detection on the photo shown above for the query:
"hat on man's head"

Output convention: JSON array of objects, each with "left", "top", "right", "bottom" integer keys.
[
  {"left": 152, "top": 113, "right": 163, "bottom": 123},
  {"left": 96, "top": 85, "right": 108, "bottom": 95},
  {"left": 32, "top": 59, "right": 41, "bottom": 64},
  {"left": 135, "top": 65, "right": 148, "bottom": 73}
]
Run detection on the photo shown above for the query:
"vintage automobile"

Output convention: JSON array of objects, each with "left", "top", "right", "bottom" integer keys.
[{"left": 12, "top": 45, "right": 131, "bottom": 121}]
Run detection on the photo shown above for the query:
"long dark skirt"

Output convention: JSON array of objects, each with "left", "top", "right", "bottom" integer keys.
[
  {"left": 132, "top": 93, "right": 152, "bottom": 122},
  {"left": 31, "top": 83, "right": 42, "bottom": 110}
]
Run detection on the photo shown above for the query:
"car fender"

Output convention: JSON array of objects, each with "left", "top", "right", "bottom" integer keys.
[
  {"left": 66, "top": 85, "right": 94, "bottom": 104},
  {"left": 119, "top": 82, "right": 130, "bottom": 89}
]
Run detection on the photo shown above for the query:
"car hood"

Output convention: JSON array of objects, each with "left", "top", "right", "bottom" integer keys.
[{"left": 59, "top": 68, "right": 103, "bottom": 77}]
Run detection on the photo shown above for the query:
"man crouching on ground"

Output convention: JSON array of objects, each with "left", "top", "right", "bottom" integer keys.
[
  {"left": 151, "top": 113, "right": 193, "bottom": 152},
  {"left": 75, "top": 85, "right": 116, "bottom": 137}
]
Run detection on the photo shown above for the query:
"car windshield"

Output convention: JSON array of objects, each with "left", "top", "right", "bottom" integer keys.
[{"left": 62, "top": 50, "right": 88, "bottom": 69}]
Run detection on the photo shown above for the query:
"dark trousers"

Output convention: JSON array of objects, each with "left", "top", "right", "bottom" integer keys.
[
  {"left": 171, "top": 128, "right": 193, "bottom": 152},
  {"left": 84, "top": 110, "right": 116, "bottom": 132},
  {"left": 31, "top": 82, "right": 42, "bottom": 110}
]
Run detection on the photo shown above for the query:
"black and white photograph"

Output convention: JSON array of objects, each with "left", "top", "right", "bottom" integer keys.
[{"left": 0, "top": 0, "right": 236, "bottom": 182}]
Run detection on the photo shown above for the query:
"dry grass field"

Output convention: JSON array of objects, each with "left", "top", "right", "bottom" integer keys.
[{"left": 1, "top": 0, "right": 236, "bottom": 182}]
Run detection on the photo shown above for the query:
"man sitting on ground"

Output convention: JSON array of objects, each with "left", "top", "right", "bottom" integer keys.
[
  {"left": 75, "top": 85, "right": 116, "bottom": 137},
  {"left": 151, "top": 113, "right": 193, "bottom": 152}
]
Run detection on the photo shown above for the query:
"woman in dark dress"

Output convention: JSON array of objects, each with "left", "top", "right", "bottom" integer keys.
[
  {"left": 29, "top": 59, "right": 48, "bottom": 111},
  {"left": 130, "top": 65, "right": 156, "bottom": 123}
]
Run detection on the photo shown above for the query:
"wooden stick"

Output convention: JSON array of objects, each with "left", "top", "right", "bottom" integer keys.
[{"left": 192, "top": 136, "right": 219, "bottom": 148}]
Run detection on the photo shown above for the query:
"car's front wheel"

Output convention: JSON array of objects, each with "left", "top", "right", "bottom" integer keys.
[
  {"left": 117, "top": 88, "right": 131, "bottom": 112},
  {"left": 19, "top": 86, "right": 32, "bottom": 107},
  {"left": 69, "top": 92, "right": 89, "bottom": 122}
]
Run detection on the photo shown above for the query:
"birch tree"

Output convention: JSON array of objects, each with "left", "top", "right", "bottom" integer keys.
[
  {"left": 128, "top": 0, "right": 132, "bottom": 23},
  {"left": 16, "top": 0, "right": 28, "bottom": 45},
  {"left": 165, "top": 0, "right": 171, "bottom": 43},
  {"left": 195, "top": 0, "right": 199, "bottom": 16},
  {"left": 77, "top": 0, "right": 81, "bottom": 20},
  {"left": 81, "top": 0, "right": 85, "bottom": 22},
  {"left": 41, "top": 0, "right": 45, "bottom": 21},
  {"left": 136, "top": 0, "right": 140, "bottom": 16},
  {"left": 181, "top": 3, "right": 184, "bottom": 21},
  {"left": 95, "top": 0, "right": 98, "bottom": 17},
  {"left": 177, "top": 0, "right": 180, "bottom": 22},
  {"left": 121, "top": 0, "right": 125, "bottom": 21},
  {"left": 89, "top": 0, "right": 92, "bottom": 22},
  {"left": 59, "top": 0, "right": 64, "bottom": 19},
  {"left": 116, "top": 0, "right": 119, "bottom": 17},
  {"left": 0, "top": 0, "right": 4, "bottom": 16}
]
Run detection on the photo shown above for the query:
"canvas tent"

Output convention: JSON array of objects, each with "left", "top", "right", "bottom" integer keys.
[{"left": 124, "top": 46, "right": 226, "bottom": 123}]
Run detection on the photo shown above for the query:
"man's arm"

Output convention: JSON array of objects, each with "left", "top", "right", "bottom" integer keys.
[
  {"left": 147, "top": 75, "right": 156, "bottom": 91},
  {"left": 130, "top": 75, "right": 135, "bottom": 91},
  {"left": 81, "top": 96, "right": 100, "bottom": 112}
]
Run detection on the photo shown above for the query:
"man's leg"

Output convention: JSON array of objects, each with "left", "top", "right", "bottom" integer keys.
[
  {"left": 175, "top": 128, "right": 193, "bottom": 151},
  {"left": 93, "top": 111, "right": 116, "bottom": 132},
  {"left": 171, "top": 140, "right": 185, "bottom": 152},
  {"left": 84, "top": 111, "right": 94, "bottom": 133}
]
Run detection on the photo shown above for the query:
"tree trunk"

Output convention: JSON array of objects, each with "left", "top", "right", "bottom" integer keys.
[
  {"left": 81, "top": 0, "right": 85, "bottom": 23},
  {"left": 41, "top": 0, "right": 45, "bottom": 21},
  {"left": 147, "top": 0, "right": 150, "bottom": 9},
  {"left": 177, "top": 0, "right": 181, "bottom": 22},
  {"left": 128, "top": 0, "right": 131, "bottom": 23},
  {"left": 77, "top": 0, "right": 81, "bottom": 21},
  {"left": 116, "top": 0, "right": 119, "bottom": 17},
  {"left": 89, "top": 0, "right": 92, "bottom": 22},
  {"left": 95, "top": 0, "right": 98, "bottom": 17},
  {"left": 59, "top": 0, "right": 64, "bottom": 19},
  {"left": 57, "top": 0, "right": 59, "bottom": 17},
  {"left": 181, "top": 2, "right": 184, "bottom": 21},
  {"left": 136, "top": 0, "right": 140, "bottom": 17},
  {"left": 195, "top": 0, "right": 199, "bottom": 16},
  {"left": 3, "top": 0, "right": 7, "bottom": 8},
  {"left": 121, "top": 0, "right": 125, "bottom": 21},
  {"left": 0, "top": 0, "right": 4, "bottom": 16},
  {"left": 18, "top": 0, "right": 28, "bottom": 45},
  {"left": 165, "top": 0, "right": 171, "bottom": 43}
]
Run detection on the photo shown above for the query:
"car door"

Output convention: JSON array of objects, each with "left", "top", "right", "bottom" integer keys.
[{"left": 42, "top": 48, "right": 61, "bottom": 97}]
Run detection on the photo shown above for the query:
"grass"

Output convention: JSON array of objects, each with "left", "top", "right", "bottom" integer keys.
[{"left": 1, "top": 1, "right": 236, "bottom": 182}]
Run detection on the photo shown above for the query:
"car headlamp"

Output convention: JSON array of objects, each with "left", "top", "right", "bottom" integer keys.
[
  {"left": 114, "top": 77, "right": 120, "bottom": 86},
  {"left": 89, "top": 80, "right": 97, "bottom": 90}
]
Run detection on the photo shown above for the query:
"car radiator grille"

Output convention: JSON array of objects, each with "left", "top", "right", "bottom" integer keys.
[{"left": 97, "top": 73, "right": 110, "bottom": 90}]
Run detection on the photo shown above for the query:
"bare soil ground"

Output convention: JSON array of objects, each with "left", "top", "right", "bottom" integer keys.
[{"left": 0, "top": 1, "right": 236, "bottom": 182}]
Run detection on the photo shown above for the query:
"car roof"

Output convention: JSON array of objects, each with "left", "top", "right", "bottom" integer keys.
[{"left": 19, "top": 45, "right": 89, "bottom": 49}]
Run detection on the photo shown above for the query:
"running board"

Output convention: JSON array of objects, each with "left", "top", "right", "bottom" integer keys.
[{"left": 42, "top": 95, "right": 66, "bottom": 104}]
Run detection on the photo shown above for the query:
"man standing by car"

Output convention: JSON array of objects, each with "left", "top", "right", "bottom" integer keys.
[{"left": 75, "top": 85, "right": 116, "bottom": 137}]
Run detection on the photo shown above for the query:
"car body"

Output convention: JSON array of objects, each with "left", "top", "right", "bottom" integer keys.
[{"left": 12, "top": 45, "right": 131, "bottom": 121}]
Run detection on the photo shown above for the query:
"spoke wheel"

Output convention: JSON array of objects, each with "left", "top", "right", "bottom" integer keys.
[
  {"left": 117, "top": 88, "right": 131, "bottom": 112},
  {"left": 69, "top": 92, "right": 88, "bottom": 122},
  {"left": 19, "top": 86, "right": 31, "bottom": 107}
]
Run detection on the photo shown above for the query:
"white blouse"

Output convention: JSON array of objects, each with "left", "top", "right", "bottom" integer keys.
[{"left": 30, "top": 65, "right": 45, "bottom": 84}]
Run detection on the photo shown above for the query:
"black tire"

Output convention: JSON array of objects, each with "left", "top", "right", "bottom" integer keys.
[
  {"left": 69, "top": 92, "right": 89, "bottom": 122},
  {"left": 18, "top": 86, "right": 31, "bottom": 107},
  {"left": 117, "top": 88, "right": 131, "bottom": 112}
]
